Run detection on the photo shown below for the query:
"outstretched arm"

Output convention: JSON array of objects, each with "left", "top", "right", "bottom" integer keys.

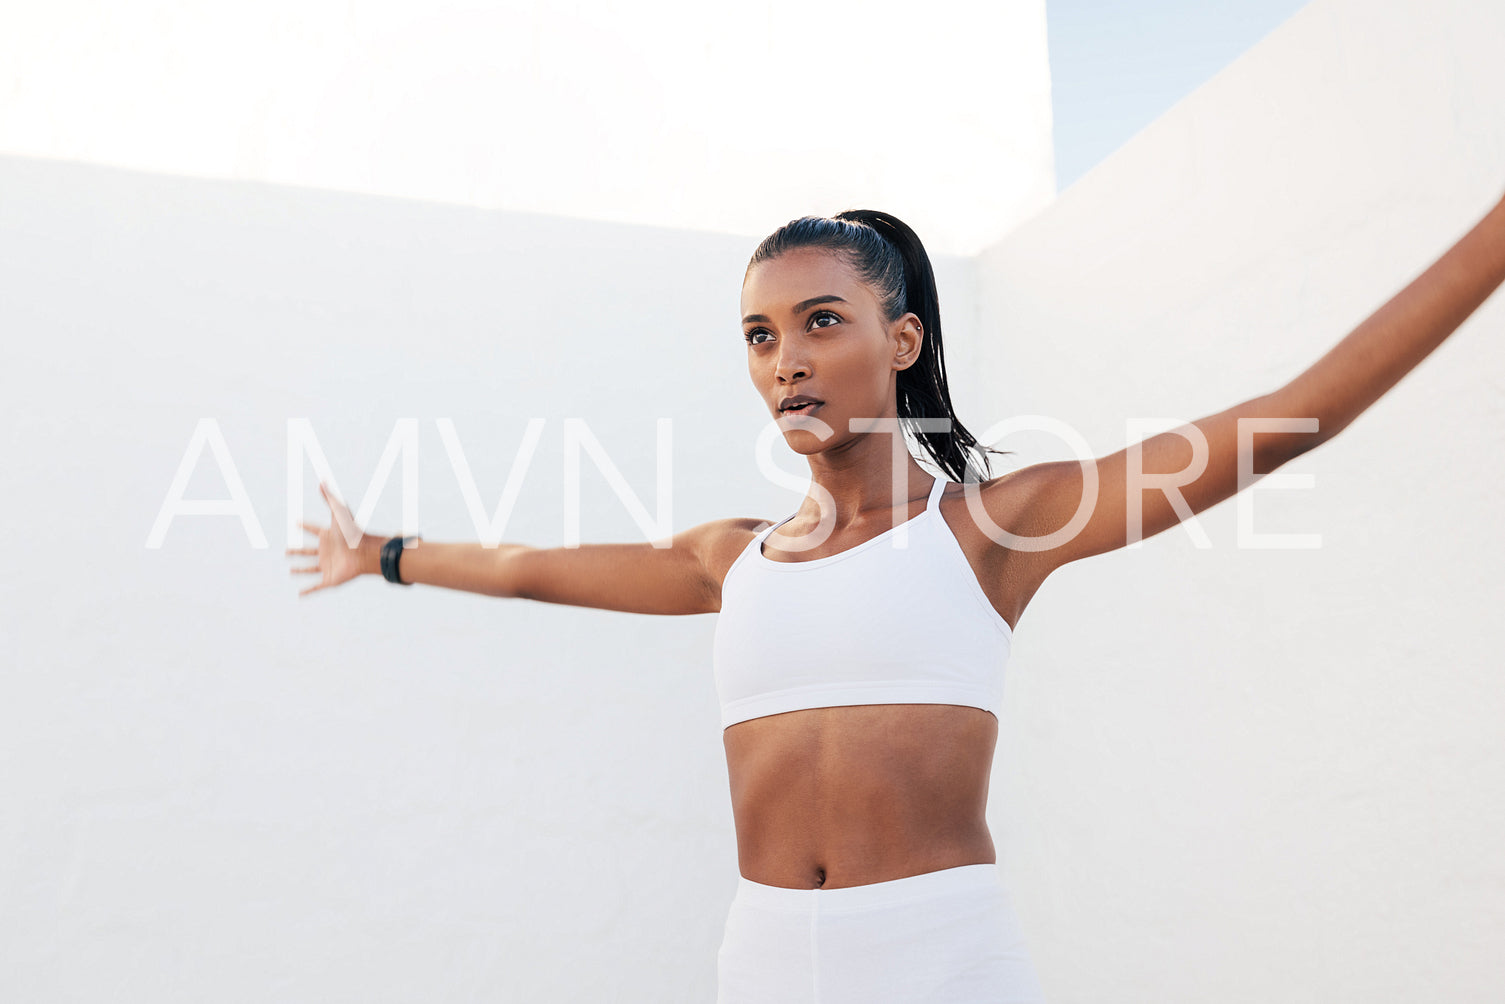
[
  {"left": 985, "top": 190, "right": 1505, "bottom": 574},
  {"left": 290, "top": 481, "right": 761, "bottom": 614},
  {"left": 1258, "top": 191, "right": 1505, "bottom": 457}
]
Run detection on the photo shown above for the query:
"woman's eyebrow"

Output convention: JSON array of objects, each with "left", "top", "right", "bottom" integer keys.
[{"left": 742, "top": 294, "right": 850, "bottom": 325}]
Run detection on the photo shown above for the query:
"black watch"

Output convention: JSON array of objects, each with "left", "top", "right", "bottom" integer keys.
[{"left": 379, "top": 535, "right": 422, "bottom": 585}]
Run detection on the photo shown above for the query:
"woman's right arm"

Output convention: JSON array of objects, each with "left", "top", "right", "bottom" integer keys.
[
  {"left": 290, "top": 482, "right": 762, "bottom": 615},
  {"left": 384, "top": 523, "right": 753, "bottom": 615}
]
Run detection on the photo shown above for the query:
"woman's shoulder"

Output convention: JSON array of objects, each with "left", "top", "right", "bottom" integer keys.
[
  {"left": 684, "top": 516, "right": 776, "bottom": 602},
  {"left": 936, "top": 464, "right": 1067, "bottom": 570}
]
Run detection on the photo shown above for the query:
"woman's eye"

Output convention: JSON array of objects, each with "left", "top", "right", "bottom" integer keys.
[{"left": 744, "top": 311, "right": 841, "bottom": 345}]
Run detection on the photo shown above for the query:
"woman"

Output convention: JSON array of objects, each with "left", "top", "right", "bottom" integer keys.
[{"left": 288, "top": 202, "right": 1505, "bottom": 1002}]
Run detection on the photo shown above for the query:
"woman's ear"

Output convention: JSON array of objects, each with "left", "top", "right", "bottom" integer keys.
[{"left": 892, "top": 313, "right": 924, "bottom": 370}]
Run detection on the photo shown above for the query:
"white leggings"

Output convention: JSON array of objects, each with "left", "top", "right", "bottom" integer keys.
[{"left": 716, "top": 862, "right": 1047, "bottom": 1003}]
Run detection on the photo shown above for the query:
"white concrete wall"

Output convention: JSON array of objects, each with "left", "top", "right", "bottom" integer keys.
[
  {"left": 0, "top": 154, "right": 982, "bottom": 1001},
  {"left": 975, "top": 0, "right": 1505, "bottom": 1000},
  {"left": 0, "top": 0, "right": 1055, "bottom": 256}
]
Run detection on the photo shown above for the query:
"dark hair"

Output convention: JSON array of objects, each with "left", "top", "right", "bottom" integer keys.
[{"left": 745, "top": 209, "right": 1011, "bottom": 484}]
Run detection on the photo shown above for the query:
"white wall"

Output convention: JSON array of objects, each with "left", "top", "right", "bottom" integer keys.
[
  {"left": 0, "top": 0, "right": 1055, "bottom": 256},
  {"left": 975, "top": 0, "right": 1505, "bottom": 1000},
  {"left": 0, "top": 154, "right": 981, "bottom": 1001}
]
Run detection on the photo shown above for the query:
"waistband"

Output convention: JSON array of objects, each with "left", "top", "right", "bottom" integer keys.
[{"left": 733, "top": 862, "right": 1003, "bottom": 914}]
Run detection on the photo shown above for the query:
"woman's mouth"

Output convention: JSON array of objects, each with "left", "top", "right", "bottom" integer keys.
[{"left": 781, "top": 402, "right": 821, "bottom": 418}]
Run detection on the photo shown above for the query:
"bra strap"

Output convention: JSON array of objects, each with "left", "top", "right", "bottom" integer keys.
[
  {"left": 762, "top": 511, "right": 798, "bottom": 538},
  {"left": 925, "top": 475, "right": 947, "bottom": 512}
]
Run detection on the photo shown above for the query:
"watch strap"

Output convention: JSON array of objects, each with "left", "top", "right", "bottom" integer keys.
[{"left": 379, "top": 535, "right": 421, "bottom": 585}]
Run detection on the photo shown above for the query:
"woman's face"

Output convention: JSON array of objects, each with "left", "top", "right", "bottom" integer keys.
[{"left": 740, "top": 248, "right": 922, "bottom": 455}]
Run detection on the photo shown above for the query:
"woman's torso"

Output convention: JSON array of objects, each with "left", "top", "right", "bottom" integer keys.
[{"left": 716, "top": 478, "right": 1044, "bottom": 890}]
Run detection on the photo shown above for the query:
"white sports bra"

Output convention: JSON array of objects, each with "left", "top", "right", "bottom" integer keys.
[{"left": 713, "top": 476, "right": 1013, "bottom": 731}]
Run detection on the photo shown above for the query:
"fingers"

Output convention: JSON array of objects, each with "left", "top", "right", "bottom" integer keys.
[{"left": 294, "top": 485, "right": 342, "bottom": 599}]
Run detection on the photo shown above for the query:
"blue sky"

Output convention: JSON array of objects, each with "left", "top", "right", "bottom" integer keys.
[{"left": 1048, "top": 0, "right": 1312, "bottom": 191}]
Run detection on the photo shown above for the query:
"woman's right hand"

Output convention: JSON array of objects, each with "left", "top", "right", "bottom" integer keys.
[{"left": 287, "top": 481, "right": 378, "bottom": 598}]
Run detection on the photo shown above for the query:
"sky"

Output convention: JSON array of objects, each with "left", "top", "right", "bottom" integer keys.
[{"left": 1047, "top": 0, "right": 1313, "bottom": 192}]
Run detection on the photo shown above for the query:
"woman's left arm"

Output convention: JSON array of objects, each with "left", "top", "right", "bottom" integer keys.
[
  {"left": 983, "top": 190, "right": 1505, "bottom": 575},
  {"left": 1259, "top": 190, "right": 1505, "bottom": 457}
]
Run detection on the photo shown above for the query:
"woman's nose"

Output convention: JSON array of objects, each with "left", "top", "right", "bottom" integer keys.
[{"left": 775, "top": 349, "right": 810, "bottom": 383}]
